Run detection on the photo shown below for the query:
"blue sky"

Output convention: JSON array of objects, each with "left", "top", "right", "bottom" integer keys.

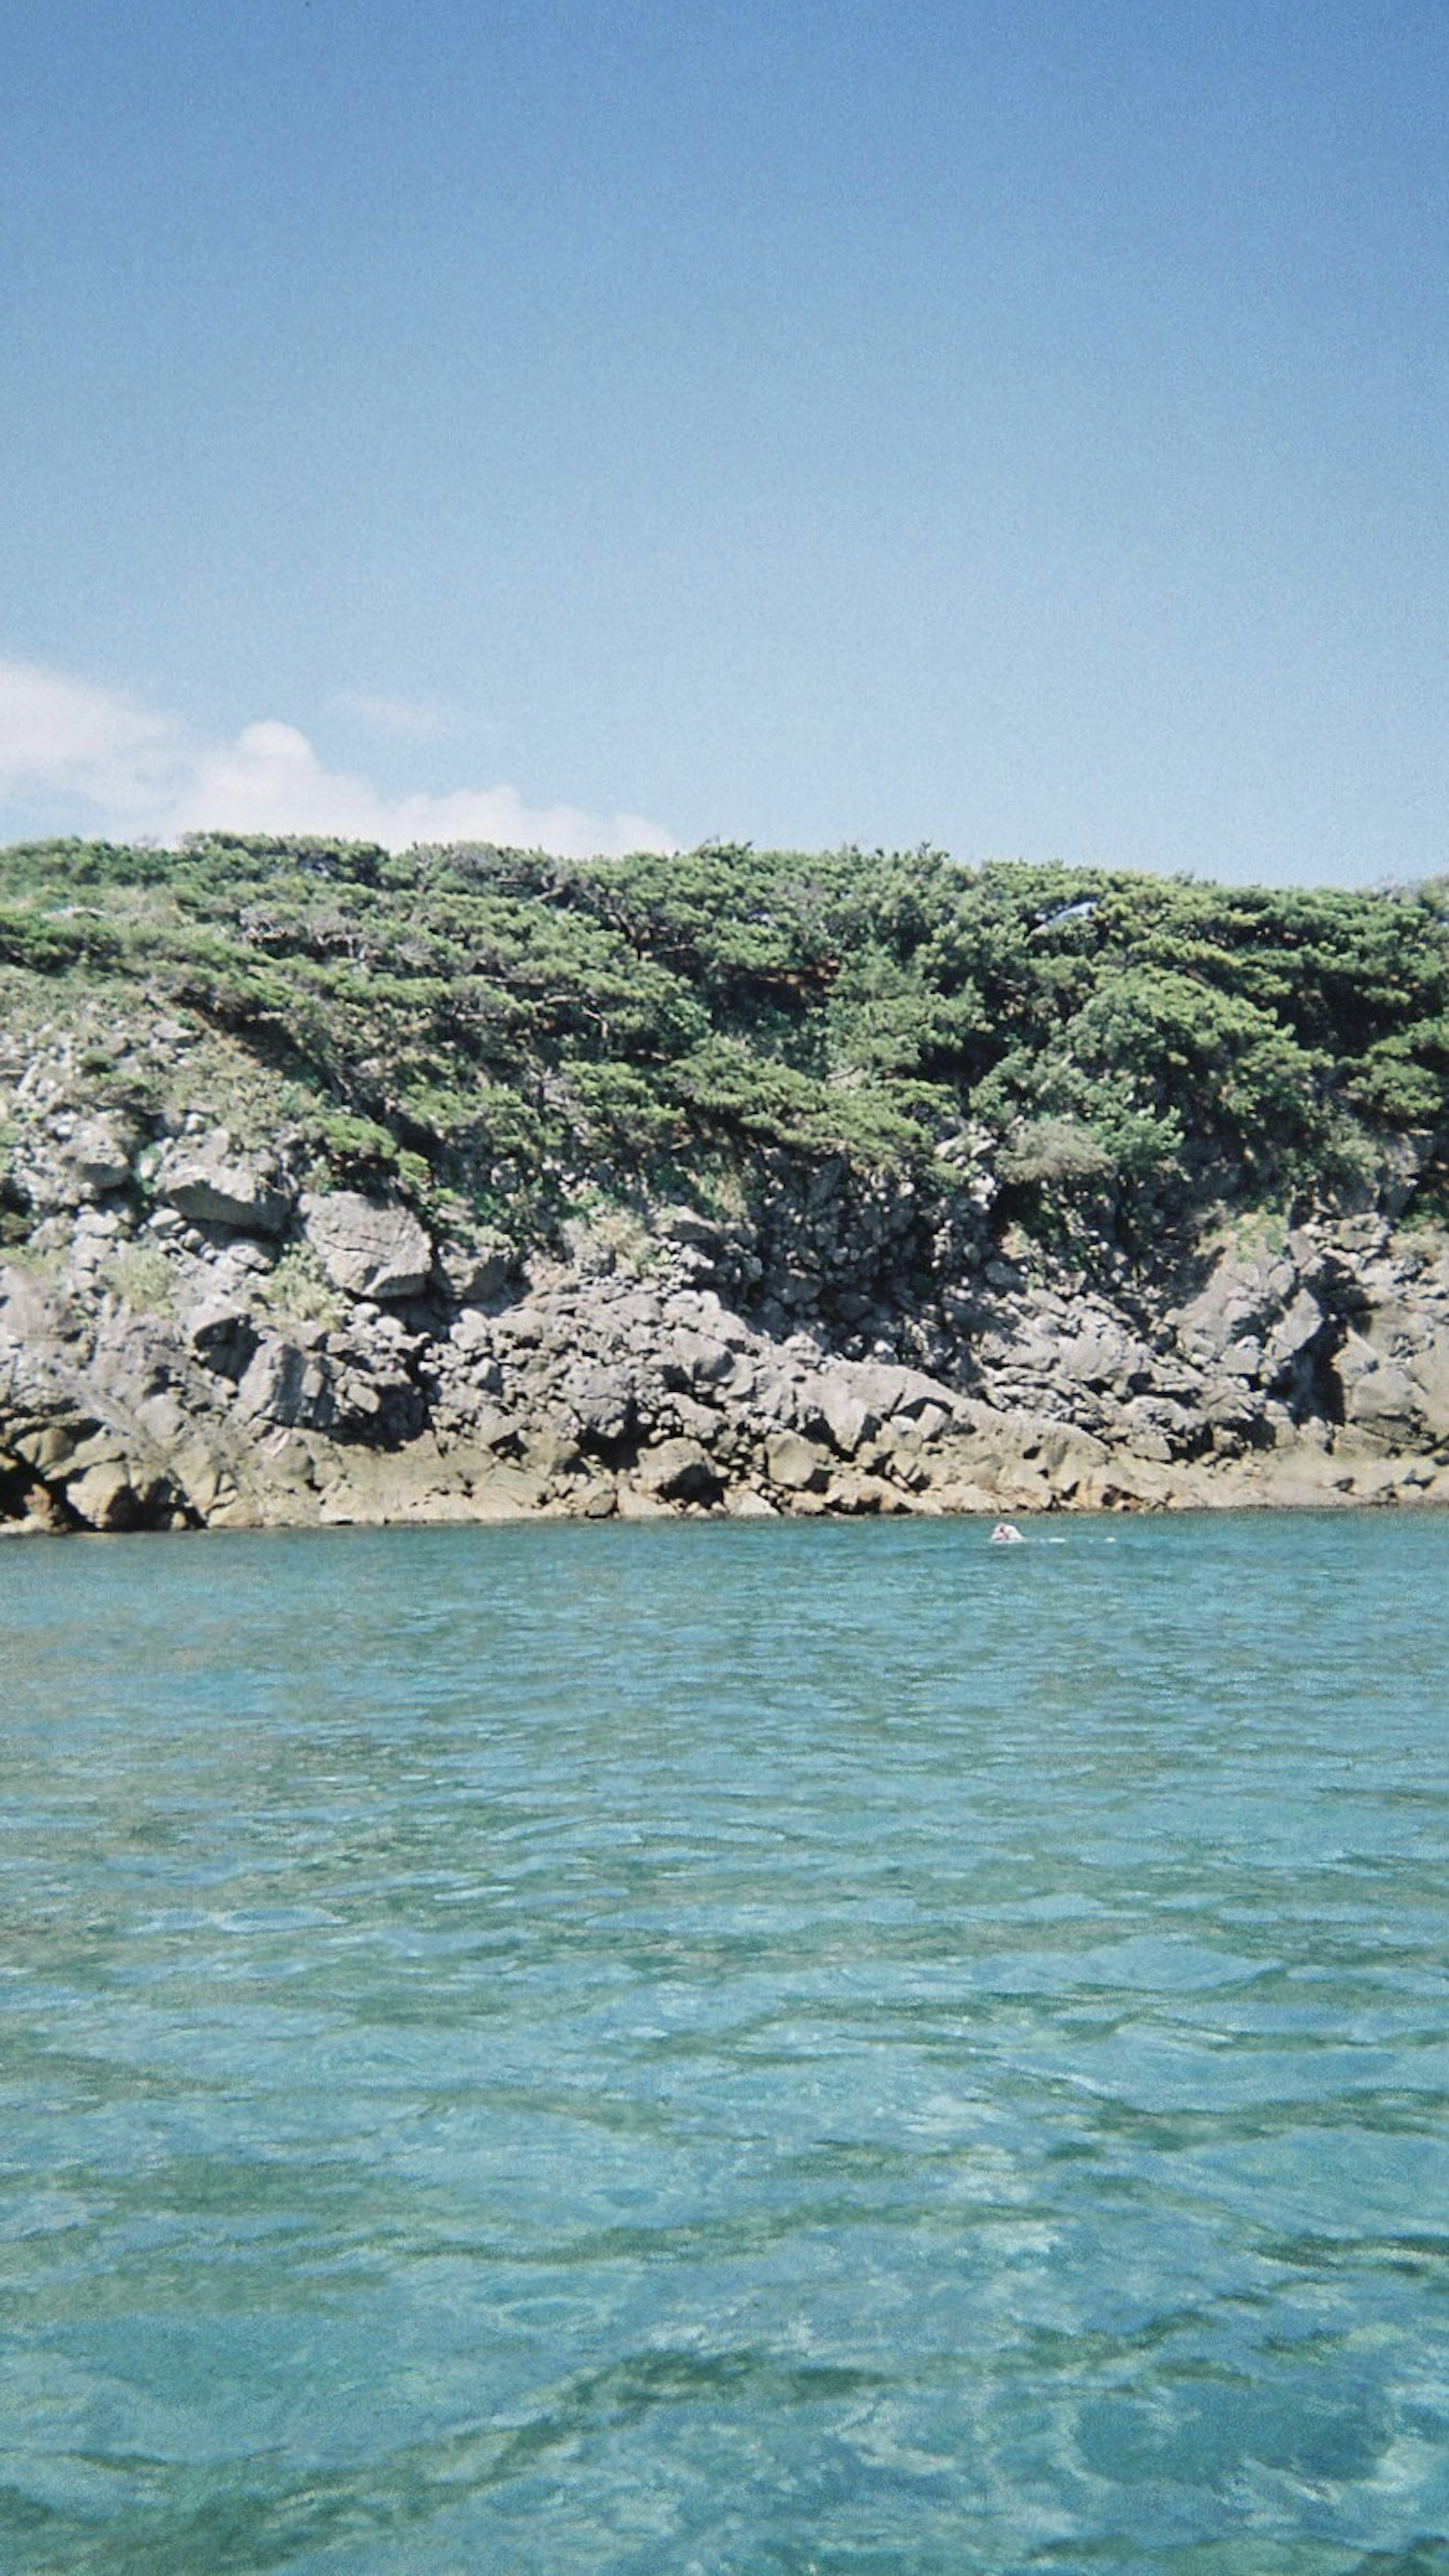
[{"left": 1, "top": 0, "right": 1446, "bottom": 881}]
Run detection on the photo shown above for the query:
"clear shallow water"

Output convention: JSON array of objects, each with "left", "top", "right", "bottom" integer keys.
[{"left": 2, "top": 1512, "right": 1447, "bottom": 2576}]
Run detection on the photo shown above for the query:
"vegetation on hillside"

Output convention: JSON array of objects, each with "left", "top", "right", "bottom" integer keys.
[{"left": 2, "top": 833, "right": 1446, "bottom": 1249}]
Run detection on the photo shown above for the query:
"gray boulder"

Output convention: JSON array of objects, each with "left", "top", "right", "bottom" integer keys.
[
  {"left": 765, "top": 1429, "right": 831, "bottom": 1492},
  {"left": 1409, "top": 1335, "right": 1449, "bottom": 1442},
  {"left": 302, "top": 1193, "right": 432, "bottom": 1301},
  {"left": 1171, "top": 1242, "right": 1300, "bottom": 1367},
  {"left": 62, "top": 1117, "right": 135, "bottom": 1197},
  {"left": 634, "top": 1436, "right": 721, "bottom": 1503},
  {"left": 448, "top": 1308, "right": 494, "bottom": 1358},
  {"left": 185, "top": 1297, "right": 261, "bottom": 1380},
  {"left": 654, "top": 1207, "right": 731, "bottom": 1274},
  {"left": 1337, "top": 1324, "right": 1449, "bottom": 1448},
  {"left": 1263, "top": 1286, "right": 1325, "bottom": 1373},
  {"left": 565, "top": 1363, "right": 637, "bottom": 1445},
  {"left": 63, "top": 1457, "right": 148, "bottom": 1530},
  {"left": 157, "top": 1131, "right": 293, "bottom": 1235},
  {"left": 662, "top": 1326, "right": 735, "bottom": 1390},
  {"left": 849, "top": 1358, "right": 961, "bottom": 1423},
  {"left": 434, "top": 1232, "right": 515, "bottom": 1305},
  {"left": 808, "top": 1369, "right": 881, "bottom": 1458},
  {"left": 234, "top": 1335, "right": 332, "bottom": 1429}
]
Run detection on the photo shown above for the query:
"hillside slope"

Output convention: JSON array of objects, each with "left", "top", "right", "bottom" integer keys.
[{"left": 2, "top": 835, "right": 1447, "bottom": 1529}]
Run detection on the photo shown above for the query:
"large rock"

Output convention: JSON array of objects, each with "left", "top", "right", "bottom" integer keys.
[
  {"left": 662, "top": 1325, "right": 735, "bottom": 1390},
  {"left": 1337, "top": 1325, "right": 1449, "bottom": 1448},
  {"left": 633, "top": 1436, "right": 721, "bottom": 1503},
  {"left": 434, "top": 1232, "right": 515, "bottom": 1305},
  {"left": 764, "top": 1429, "right": 831, "bottom": 1492},
  {"left": 1409, "top": 1336, "right": 1449, "bottom": 1442},
  {"left": 1262, "top": 1288, "right": 1326, "bottom": 1379},
  {"left": 1171, "top": 1241, "right": 1302, "bottom": 1370},
  {"left": 564, "top": 1363, "right": 637, "bottom": 1445},
  {"left": 62, "top": 1454, "right": 175, "bottom": 1531},
  {"left": 157, "top": 1132, "right": 294, "bottom": 1235},
  {"left": 234, "top": 1336, "right": 332, "bottom": 1429},
  {"left": 655, "top": 1205, "right": 729, "bottom": 1253},
  {"left": 824, "top": 1466, "right": 900, "bottom": 1514},
  {"left": 808, "top": 1369, "right": 880, "bottom": 1458},
  {"left": 849, "top": 1359, "right": 961, "bottom": 1423},
  {"left": 62, "top": 1117, "right": 135, "bottom": 1197},
  {"left": 184, "top": 1297, "right": 261, "bottom": 1380},
  {"left": 302, "top": 1193, "right": 432, "bottom": 1301}
]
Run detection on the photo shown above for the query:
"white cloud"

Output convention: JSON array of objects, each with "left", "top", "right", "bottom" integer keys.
[
  {"left": 0, "top": 659, "right": 179, "bottom": 808},
  {"left": 0, "top": 656, "right": 675, "bottom": 859}
]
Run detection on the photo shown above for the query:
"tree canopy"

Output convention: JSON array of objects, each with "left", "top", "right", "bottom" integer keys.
[{"left": 2, "top": 833, "right": 1445, "bottom": 1243}]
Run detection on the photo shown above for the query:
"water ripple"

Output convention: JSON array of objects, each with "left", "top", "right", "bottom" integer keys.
[{"left": 1, "top": 1512, "right": 1447, "bottom": 2571}]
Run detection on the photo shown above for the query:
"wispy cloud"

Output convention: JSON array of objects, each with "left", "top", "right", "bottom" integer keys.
[
  {"left": 0, "top": 659, "right": 179, "bottom": 812},
  {"left": 0, "top": 657, "right": 675, "bottom": 858}
]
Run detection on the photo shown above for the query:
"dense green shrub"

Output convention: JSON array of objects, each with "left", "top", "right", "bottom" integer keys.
[{"left": 1, "top": 834, "right": 1445, "bottom": 1239}]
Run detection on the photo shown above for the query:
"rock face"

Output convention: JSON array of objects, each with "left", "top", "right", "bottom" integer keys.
[
  {"left": 301, "top": 1193, "right": 433, "bottom": 1300},
  {"left": 156, "top": 1132, "right": 294, "bottom": 1234},
  {"left": 2, "top": 1076, "right": 1449, "bottom": 1535}
]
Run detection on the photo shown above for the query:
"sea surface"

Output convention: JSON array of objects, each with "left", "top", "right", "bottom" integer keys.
[{"left": 2, "top": 1511, "right": 1447, "bottom": 2576}]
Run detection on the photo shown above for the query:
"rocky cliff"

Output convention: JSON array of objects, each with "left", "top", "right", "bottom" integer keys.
[
  {"left": 3, "top": 1088, "right": 1447, "bottom": 1533},
  {"left": 3, "top": 836, "right": 1447, "bottom": 1531}
]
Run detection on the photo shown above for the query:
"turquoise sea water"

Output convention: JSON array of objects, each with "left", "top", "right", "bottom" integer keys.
[{"left": 2, "top": 1512, "right": 1447, "bottom": 2575}]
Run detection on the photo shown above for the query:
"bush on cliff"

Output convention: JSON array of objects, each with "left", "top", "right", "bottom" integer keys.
[{"left": 0, "top": 834, "right": 1445, "bottom": 1250}]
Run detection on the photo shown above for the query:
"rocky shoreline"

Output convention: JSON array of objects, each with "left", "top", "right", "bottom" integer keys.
[{"left": 4, "top": 1105, "right": 1448, "bottom": 1534}]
